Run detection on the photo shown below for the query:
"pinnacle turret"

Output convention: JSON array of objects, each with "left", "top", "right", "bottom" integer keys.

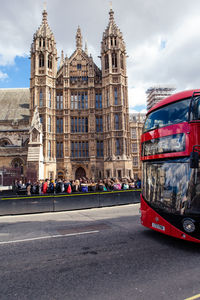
[
  {"left": 101, "top": 7, "right": 126, "bottom": 54},
  {"left": 60, "top": 50, "right": 64, "bottom": 68},
  {"left": 85, "top": 40, "right": 88, "bottom": 55},
  {"left": 42, "top": 9, "right": 48, "bottom": 24},
  {"left": 34, "top": 8, "right": 53, "bottom": 38},
  {"left": 109, "top": 6, "right": 114, "bottom": 22},
  {"left": 76, "top": 26, "right": 83, "bottom": 49}
]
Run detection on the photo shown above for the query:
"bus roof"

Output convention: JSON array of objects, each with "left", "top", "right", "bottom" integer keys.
[{"left": 147, "top": 89, "right": 200, "bottom": 115}]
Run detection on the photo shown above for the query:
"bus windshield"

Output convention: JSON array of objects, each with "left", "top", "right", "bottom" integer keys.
[
  {"left": 144, "top": 98, "right": 191, "bottom": 132},
  {"left": 142, "top": 158, "right": 200, "bottom": 215}
]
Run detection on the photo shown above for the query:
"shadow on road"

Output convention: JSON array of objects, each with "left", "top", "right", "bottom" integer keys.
[{"left": 141, "top": 228, "right": 200, "bottom": 252}]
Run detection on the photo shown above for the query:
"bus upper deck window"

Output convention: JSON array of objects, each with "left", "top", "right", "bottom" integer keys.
[{"left": 192, "top": 98, "right": 200, "bottom": 120}]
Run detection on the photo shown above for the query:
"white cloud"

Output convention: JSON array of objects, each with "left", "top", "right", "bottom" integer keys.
[
  {"left": 128, "top": 85, "right": 147, "bottom": 108},
  {"left": 0, "top": 71, "right": 8, "bottom": 80},
  {"left": 1, "top": 0, "right": 200, "bottom": 111}
]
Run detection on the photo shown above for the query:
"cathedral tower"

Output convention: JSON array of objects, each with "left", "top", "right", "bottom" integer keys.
[
  {"left": 28, "top": 6, "right": 132, "bottom": 181},
  {"left": 30, "top": 8, "right": 57, "bottom": 179},
  {"left": 101, "top": 8, "right": 132, "bottom": 178}
]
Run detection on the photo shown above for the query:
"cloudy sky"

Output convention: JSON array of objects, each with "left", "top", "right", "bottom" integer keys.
[{"left": 1, "top": 0, "right": 200, "bottom": 113}]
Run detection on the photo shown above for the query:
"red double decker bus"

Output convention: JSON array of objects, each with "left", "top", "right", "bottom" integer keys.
[{"left": 140, "top": 90, "right": 200, "bottom": 242}]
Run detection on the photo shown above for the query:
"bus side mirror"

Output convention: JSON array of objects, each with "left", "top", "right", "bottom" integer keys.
[{"left": 190, "top": 151, "right": 199, "bottom": 168}]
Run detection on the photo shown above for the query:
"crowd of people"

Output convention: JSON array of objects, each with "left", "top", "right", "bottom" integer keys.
[{"left": 13, "top": 177, "right": 141, "bottom": 196}]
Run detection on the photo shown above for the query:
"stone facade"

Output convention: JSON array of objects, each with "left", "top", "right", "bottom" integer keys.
[
  {"left": 29, "top": 7, "right": 132, "bottom": 180},
  {"left": 0, "top": 88, "right": 30, "bottom": 183},
  {"left": 0, "top": 7, "right": 133, "bottom": 182},
  {"left": 129, "top": 113, "right": 146, "bottom": 179}
]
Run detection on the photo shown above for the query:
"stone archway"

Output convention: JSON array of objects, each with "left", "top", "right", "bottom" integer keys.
[
  {"left": 11, "top": 158, "right": 24, "bottom": 175},
  {"left": 75, "top": 167, "right": 86, "bottom": 179},
  {"left": 57, "top": 171, "right": 64, "bottom": 180},
  {"left": 0, "top": 138, "right": 12, "bottom": 147}
]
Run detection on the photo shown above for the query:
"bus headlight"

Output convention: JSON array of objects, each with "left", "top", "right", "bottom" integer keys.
[{"left": 182, "top": 218, "right": 196, "bottom": 233}]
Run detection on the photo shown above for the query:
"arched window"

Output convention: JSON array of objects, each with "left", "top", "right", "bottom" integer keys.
[
  {"left": 105, "top": 54, "right": 109, "bottom": 70},
  {"left": 112, "top": 52, "right": 117, "bottom": 68},
  {"left": 58, "top": 171, "right": 64, "bottom": 179},
  {"left": 115, "top": 114, "right": 119, "bottom": 130},
  {"left": 32, "top": 128, "right": 39, "bottom": 143},
  {"left": 75, "top": 167, "right": 86, "bottom": 179},
  {"left": 33, "top": 93, "right": 35, "bottom": 108},
  {"left": 48, "top": 55, "right": 52, "bottom": 69},
  {"left": 49, "top": 89, "right": 51, "bottom": 108},
  {"left": 11, "top": 158, "right": 24, "bottom": 175},
  {"left": 23, "top": 139, "right": 29, "bottom": 147},
  {"left": 48, "top": 116, "right": 51, "bottom": 132},
  {"left": 39, "top": 89, "right": 43, "bottom": 107},
  {"left": 110, "top": 37, "right": 113, "bottom": 46},
  {"left": 116, "top": 139, "right": 120, "bottom": 156},
  {"left": 120, "top": 53, "right": 124, "bottom": 69},
  {"left": 0, "top": 138, "right": 12, "bottom": 147},
  {"left": 114, "top": 87, "right": 118, "bottom": 105},
  {"left": 33, "top": 55, "right": 35, "bottom": 70},
  {"left": 48, "top": 141, "right": 51, "bottom": 158},
  {"left": 39, "top": 53, "right": 44, "bottom": 68}
]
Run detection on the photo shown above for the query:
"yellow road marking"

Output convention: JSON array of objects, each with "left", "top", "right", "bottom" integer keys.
[
  {"left": 185, "top": 293, "right": 200, "bottom": 300},
  {"left": 1, "top": 189, "right": 141, "bottom": 200}
]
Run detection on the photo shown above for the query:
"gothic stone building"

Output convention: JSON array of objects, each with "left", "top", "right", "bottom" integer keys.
[
  {"left": 129, "top": 113, "right": 146, "bottom": 180},
  {"left": 0, "top": 7, "right": 133, "bottom": 182}
]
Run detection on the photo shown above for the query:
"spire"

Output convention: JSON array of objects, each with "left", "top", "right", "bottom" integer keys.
[
  {"left": 85, "top": 40, "right": 88, "bottom": 55},
  {"left": 42, "top": 1, "right": 48, "bottom": 24},
  {"left": 101, "top": 5, "right": 126, "bottom": 55},
  {"left": 104, "top": 4, "right": 118, "bottom": 36},
  {"left": 35, "top": 4, "right": 53, "bottom": 38},
  {"left": 76, "top": 26, "right": 82, "bottom": 49},
  {"left": 109, "top": 2, "right": 114, "bottom": 21}
]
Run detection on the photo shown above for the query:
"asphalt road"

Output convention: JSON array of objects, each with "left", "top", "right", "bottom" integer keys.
[{"left": 0, "top": 204, "right": 200, "bottom": 300}]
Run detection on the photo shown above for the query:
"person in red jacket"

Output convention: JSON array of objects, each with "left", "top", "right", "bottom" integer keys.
[{"left": 42, "top": 179, "right": 48, "bottom": 194}]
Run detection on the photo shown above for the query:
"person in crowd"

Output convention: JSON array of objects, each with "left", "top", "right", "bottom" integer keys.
[
  {"left": 89, "top": 180, "right": 96, "bottom": 192},
  {"left": 55, "top": 179, "right": 61, "bottom": 193},
  {"left": 38, "top": 180, "right": 43, "bottom": 194},
  {"left": 122, "top": 179, "right": 129, "bottom": 190},
  {"left": 31, "top": 182, "right": 37, "bottom": 194},
  {"left": 97, "top": 180, "right": 106, "bottom": 191},
  {"left": 129, "top": 179, "right": 136, "bottom": 189},
  {"left": 26, "top": 180, "right": 32, "bottom": 196},
  {"left": 113, "top": 178, "right": 122, "bottom": 191},
  {"left": 81, "top": 180, "right": 88, "bottom": 192},
  {"left": 42, "top": 179, "right": 48, "bottom": 194},
  {"left": 17, "top": 180, "right": 23, "bottom": 189},
  {"left": 71, "top": 180, "right": 76, "bottom": 192},
  {"left": 13, "top": 174, "right": 141, "bottom": 196},
  {"left": 137, "top": 178, "right": 141, "bottom": 189},
  {"left": 64, "top": 179, "right": 71, "bottom": 193},
  {"left": 48, "top": 180, "right": 55, "bottom": 193},
  {"left": 12, "top": 180, "right": 18, "bottom": 194},
  {"left": 74, "top": 179, "right": 80, "bottom": 192},
  {"left": 106, "top": 179, "right": 114, "bottom": 191}
]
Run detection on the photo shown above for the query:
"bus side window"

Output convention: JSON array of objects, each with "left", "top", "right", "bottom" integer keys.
[{"left": 193, "top": 98, "right": 200, "bottom": 120}]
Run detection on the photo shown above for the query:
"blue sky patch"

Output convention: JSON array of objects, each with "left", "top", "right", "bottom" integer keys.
[{"left": 0, "top": 56, "right": 30, "bottom": 88}]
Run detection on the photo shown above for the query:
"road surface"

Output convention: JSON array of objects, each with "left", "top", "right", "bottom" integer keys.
[{"left": 0, "top": 204, "right": 200, "bottom": 300}]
